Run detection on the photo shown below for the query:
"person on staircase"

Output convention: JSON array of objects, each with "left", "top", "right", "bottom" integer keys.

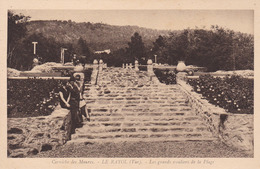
[
  {"left": 58, "top": 81, "right": 72, "bottom": 137},
  {"left": 75, "top": 74, "right": 90, "bottom": 121},
  {"left": 67, "top": 76, "right": 82, "bottom": 134}
]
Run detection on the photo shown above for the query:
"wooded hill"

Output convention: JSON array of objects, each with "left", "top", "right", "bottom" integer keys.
[
  {"left": 8, "top": 11, "right": 253, "bottom": 71},
  {"left": 26, "top": 20, "right": 171, "bottom": 51}
]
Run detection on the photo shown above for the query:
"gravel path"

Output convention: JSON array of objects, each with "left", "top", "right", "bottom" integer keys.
[{"left": 29, "top": 140, "right": 252, "bottom": 158}]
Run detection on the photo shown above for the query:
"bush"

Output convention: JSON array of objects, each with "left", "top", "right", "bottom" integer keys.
[
  {"left": 187, "top": 75, "right": 253, "bottom": 114},
  {"left": 154, "top": 69, "right": 176, "bottom": 85},
  {"left": 7, "top": 78, "right": 66, "bottom": 118}
]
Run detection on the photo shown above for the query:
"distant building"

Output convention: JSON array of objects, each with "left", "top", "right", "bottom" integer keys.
[{"left": 94, "top": 49, "right": 111, "bottom": 54}]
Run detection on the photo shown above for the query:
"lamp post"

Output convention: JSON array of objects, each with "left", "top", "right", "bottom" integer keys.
[
  {"left": 154, "top": 54, "right": 157, "bottom": 63},
  {"left": 32, "top": 42, "right": 38, "bottom": 55},
  {"left": 61, "top": 48, "right": 67, "bottom": 65}
]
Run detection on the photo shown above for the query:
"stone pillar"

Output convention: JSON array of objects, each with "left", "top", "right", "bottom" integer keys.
[
  {"left": 91, "top": 59, "right": 99, "bottom": 85},
  {"left": 103, "top": 63, "right": 107, "bottom": 69},
  {"left": 176, "top": 72, "right": 187, "bottom": 84},
  {"left": 126, "top": 63, "right": 129, "bottom": 69},
  {"left": 135, "top": 60, "right": 139, "bottom": 71},
  {"left": 122, "top": 64, "right": 125, "bottom": 69},
  {"left": 99, "top": 59, "right": 103, "bottom": 71},
  {"left": 129, "top": 63, "right": 133, "bottom": 69},
  {"left": 147, "top": 59, "right": 153, "bottom": 75},
  {"left": 93, "top": 59, "right": 98, "bottom": 71}
]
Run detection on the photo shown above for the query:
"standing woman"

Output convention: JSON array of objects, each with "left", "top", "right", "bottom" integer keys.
[{"left": 58, "top": 81, "right": 71, "bottom": 109}]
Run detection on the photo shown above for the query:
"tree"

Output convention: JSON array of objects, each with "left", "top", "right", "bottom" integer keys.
[
  {"left": 152, "top": 35, "right": 165, "bottom": 52},
  {"left": 151, "top": 35, "right": 168, "bottom": 63},
  {"left": 151, "top": 26, "right": 254, "bottom": 71},
  {"left": 15, "top": 33, "right": 62, "bottom": 70},
  {"left": 7, "top": 11, "right": 30, "bottom": 68},
  {"left": 126, "top": 32, "right": 146, "bottom": 64},
  {"left": 75, "top": 37, "right": 91, "bottom": 64}
]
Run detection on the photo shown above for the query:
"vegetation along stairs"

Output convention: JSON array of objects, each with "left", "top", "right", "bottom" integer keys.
[{"left": 69, "top": 67, "right": 217, "bottom": 143}]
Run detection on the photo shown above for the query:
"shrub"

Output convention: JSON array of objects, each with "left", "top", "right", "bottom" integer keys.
[
  {"left": 7, "top": 78, "right": 66, "bottom": 118},
  {"left": 154, "top": 69, "right": 176, "bottom": 85},
  {"left": 187, "top": 75, "right": 253, "bottom": 114}
]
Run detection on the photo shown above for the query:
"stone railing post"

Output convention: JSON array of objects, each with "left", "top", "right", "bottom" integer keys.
[
  {"left": 122, "top": 63, "right": 125, "bottom": 69},
  {"left": 129, "top": 63, "right": 133, "bottom": 69},
  {"left": 103, "top": 63, "right": 107, "bottom": 69},
  {"left": 93, "top": 59, "right": 98, "bottom": 71},
  {"left": 135, "top": 60, "right": 139, "bottom": 71},
  {"left": 176, "top": 72, "right": 188, "bottom": 84},
  {"left": 147, "top": 59, "right": 153, "bottom": 75},
  {"left": 91, "top": 59, "right": 98, "bottom": 85},
  {"left": 99, "top": 59, "right": 103, "bottom": 71}
]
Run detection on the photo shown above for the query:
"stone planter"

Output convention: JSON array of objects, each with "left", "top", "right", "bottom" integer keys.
[{"left": 176, "top": 61, "right": 186, "bottom": 72}]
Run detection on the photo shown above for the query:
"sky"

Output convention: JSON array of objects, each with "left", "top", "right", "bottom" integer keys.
[{"left": 12, "top": 10, "right": 254, "bottom": 34}]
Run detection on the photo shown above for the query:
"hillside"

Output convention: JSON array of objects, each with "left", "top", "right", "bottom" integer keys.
[{"left": 26, "top": 20, "right": 171, "bottom": 51}]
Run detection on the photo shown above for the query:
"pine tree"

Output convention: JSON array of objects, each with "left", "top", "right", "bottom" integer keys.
[{"left": 126, "top": 32, "right": 146, "bottom": 64}]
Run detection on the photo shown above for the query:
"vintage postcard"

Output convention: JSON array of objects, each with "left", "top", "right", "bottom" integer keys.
[{"left": 0, "top": 0, "right": 259, "bottom": 169}]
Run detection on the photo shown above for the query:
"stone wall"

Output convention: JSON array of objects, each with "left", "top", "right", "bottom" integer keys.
[
  {"left": 7, "top": 106, "right": 71, "bottom": 157},
  {"left": 177, "top": 77, "right": 254, "bottom": 154}
]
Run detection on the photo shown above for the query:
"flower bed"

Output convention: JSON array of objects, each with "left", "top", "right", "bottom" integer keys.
[
  {"left": 8, "top": 69, "right": 93, "bottom": 118},
  {"left": 187, "top": 75, "right": 253, "bottom": 114},
  {"left": 154, "top": 69, "right": 177, "bottom": 85},
  {"left": 7, "top": 78, "right": 66, "bottom": 118}
]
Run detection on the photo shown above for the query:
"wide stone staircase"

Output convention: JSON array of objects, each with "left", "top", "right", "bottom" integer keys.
[{"left": 69, "top": 67, "right": 216, "bottom": 143}]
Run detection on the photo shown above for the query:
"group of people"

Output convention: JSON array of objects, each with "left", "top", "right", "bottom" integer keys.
[{"left": 59, "top": 74, "right": 90, "bottom": 134}]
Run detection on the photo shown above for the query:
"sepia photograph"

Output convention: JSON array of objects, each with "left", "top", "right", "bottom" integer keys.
[{"left": 1, "top": 0, "right": 259, "bottom": 169}]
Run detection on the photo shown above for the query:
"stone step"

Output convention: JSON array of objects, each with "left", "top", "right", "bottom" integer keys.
[
  {"left": 86, "top": 115, "right": 200, "bottom": 121},
  {"left": 92, "top": 88, "right": 172, "bottom": 92},
  {"left": 70, "top": 132, "right": 215, "bottom": 142},
  {"left": 86, "top": 106, "right": 191, "bottom": 111},
  {"left": 87, "top": 112, "right": 193, "bottom": 118},
  {"left": 84, "top": 104, "right": 190, "bottom": 110},
  {"left": 83, "top": 96, "right": 186, "bottom": 100},
  {"left": 84, "top": 93, "right": 186, "bottom": 97},
  {"left": 70, "top": 67, "right": 215, "bottom": 144},
  {"left": 72, "top": 133, "right": 213, "bottom": 141},
  {"left": 68, "top": 136, "right": 217, "bottom": 143},
  {"left": 83, "top": 100, "right": 188, "bottom": 105},
  {"left": 81, "top": 120, "right": 205, "bottom": 128},
  {"left": 88, "top": 113, "right": 196, "bottom": 119},
  {"left": 74, "top": 125, "right": 208, "bottom": 134}
]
